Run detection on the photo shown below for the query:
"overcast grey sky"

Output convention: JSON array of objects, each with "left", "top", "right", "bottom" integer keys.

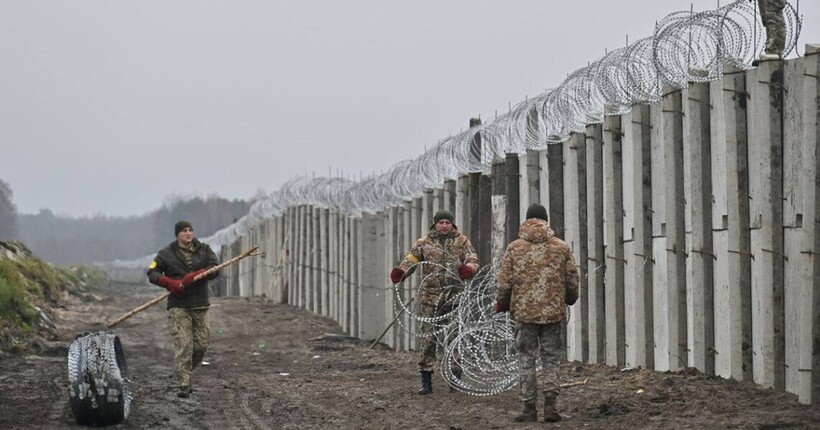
[{"left": 2, "top": 1, "right": 818, "bottom": 217}]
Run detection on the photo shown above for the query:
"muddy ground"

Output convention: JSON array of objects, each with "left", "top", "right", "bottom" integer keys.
[{"left": 0, "top": 282, "right": 817, "bottom": 430}]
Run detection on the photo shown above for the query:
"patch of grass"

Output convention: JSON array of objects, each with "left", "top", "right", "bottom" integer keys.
[
  {"left": 17, "top": 259, "right": 58, "bottom": 301},
  {"left": 54, "top": 265, "right": 109, "bottom": 294},
  {"left": 0, "top": 260, "right": 36, "bottom": 332},
  {"left": 68, "top": 265, "right": 109, "bottom": 287}
]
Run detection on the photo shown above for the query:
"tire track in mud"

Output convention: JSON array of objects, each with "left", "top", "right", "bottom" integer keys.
[
  {"left": 241, "top": 392, "right": 272, "bottom": 430},
  {"left": 204, "top": 380, "right": 271, "bottom": 430},
  {"left": 206, "top": 300, "right": 273, "bottom": 429}
]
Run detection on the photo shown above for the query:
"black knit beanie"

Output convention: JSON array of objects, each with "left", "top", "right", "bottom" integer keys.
[
  {"left": 525, "top": 204, "right": 549, "bottom": 221},
  {"left": 433, "top": 210, "right": 454, "bottom": 224},
  {"left": 174, "top": 220, "right": 193, "bottom": 236}
]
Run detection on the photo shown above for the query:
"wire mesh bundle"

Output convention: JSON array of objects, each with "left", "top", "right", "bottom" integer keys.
[{"left": 67, "top": 331, "right": 132, "bottom": 426}]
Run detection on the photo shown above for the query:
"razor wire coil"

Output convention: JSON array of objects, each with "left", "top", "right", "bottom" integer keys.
[{"left": 141, "top": 0, "right": 800, "bottom": 258}]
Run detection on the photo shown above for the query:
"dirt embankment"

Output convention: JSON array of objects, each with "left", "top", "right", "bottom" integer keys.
[
  {"left": 0, "top": 282, "right": 817, "bottom": 429},
  {"left": 0, "top": 240, "right": 108, "bottom": 355}
]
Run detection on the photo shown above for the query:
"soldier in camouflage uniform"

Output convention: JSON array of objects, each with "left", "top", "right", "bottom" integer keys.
[
  {"left": 495, "top": 204, "right": 579, "bottom": 422},
  {"left": 757, "top": 0, "right": 786, "bottom": 60},
  {"left": 147, "top": 220, "right": 220, "bottom": 398},
  {"left": 390, "top": 210, "right": 479, "bottom": 395}
]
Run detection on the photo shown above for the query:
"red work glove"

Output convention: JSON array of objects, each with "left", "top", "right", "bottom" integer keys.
[
  {"left": 495, "top": 300, "right": 510, "bottom": 313},
  {"left": 390, "top": 268, "right": 405, "bottom": 284},
  {"left": 457, "top": 265, "right": 474, "bottom": 280},
  {"left": 157, "top": 275, "right": 185, "bottom": 296},
  {"left": 180, "top": 269, "right": 208, "bottom": 287}
]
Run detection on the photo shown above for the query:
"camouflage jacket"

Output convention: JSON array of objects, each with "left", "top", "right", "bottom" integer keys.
[
  {"left": 496, "top": 218, "right": 579, "bottom": 324},
  {"left": 397, "top": 228, "right": 479, "bottom": 300}
]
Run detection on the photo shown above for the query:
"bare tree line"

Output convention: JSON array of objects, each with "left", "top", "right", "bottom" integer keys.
[
  {"left": 5, "top": 184, "right": 252, "bottom": 265},
  {"left": 0, "top": 178, "right": 19, "bottom": 241}
]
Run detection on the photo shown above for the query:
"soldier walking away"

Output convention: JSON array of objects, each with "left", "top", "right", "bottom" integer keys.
[
  {"left": 147, "top": 220, "right": 220, "bottom": 398},
  {"left": 390, "top": 210, "right": 479, "bottom": 395},
  {"left": 495, "top": 204, "right": 579, "bottom": 422},
  {"left": 756, "top": 0, "right": 787, "bottom": 61}
]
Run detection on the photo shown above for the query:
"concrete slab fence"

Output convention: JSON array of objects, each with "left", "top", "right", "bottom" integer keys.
[{"left": 220, "top": 52, "right": 820, "bottom": 405}]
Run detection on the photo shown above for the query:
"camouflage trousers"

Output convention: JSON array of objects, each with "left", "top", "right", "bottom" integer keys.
[
  {"left": 418, "top": 288, "right": 462, "bottom": 373},
  {"left": 168, "top": 307, "right": 210, "bottom": 388},
  {"left": 515, "top": 321, "right": 562, "bottom": 403},
  {"left": 758, "top": 0, "right": 786, "bottom": 55}
]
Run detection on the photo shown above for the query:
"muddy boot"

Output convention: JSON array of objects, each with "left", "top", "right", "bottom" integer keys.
[
  {"left": 543, "top": 391, "right": 562, "bottom": 423},
  {"left": 177, "top": 386, "right": 192, "bottom": 398},
  {"left": 418, "top": 371, "right": 433, "bottom": 395},
  {"left": 513, "top": 401, "right": 537, "bottom": 422}
]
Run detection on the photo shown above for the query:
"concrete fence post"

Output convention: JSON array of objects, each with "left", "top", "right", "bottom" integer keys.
[
  {"left": 423, "top": 189, "right": 434, "bottom": 234},
  {"left": 231, "top": 236, "right": 242, "bottom": 297},
  {"left": 748, "top": 61, "right": 786, "bottom": 389},
  {"left": 782, "top": 44, "right": 820, "bottom": 404},
  {"left": 546, "top": 145, "right": 565, "bottom": 240},
  {"left": 319, "top": 209, "right": 329, "bottom": 316},
  {"left": 564, "top": 133, "right": 588, "bottom": 362},
  {"left": 649, "top": 87, "right": 688, "bottom": 371},
  {"left": 683, "top": 80, "right": 715, "bottom": 375},
  {"left": 351, "top": 217, "right": 361, "bottom": 336},
  {"left": 522, "top": 150, "right": 540, "bottom": 222},
  {"left": 478, "top": 172, "right": 493, "bottom": 267},
  {"left": 444, "top": 179, "right": 457, "bottom": 215},
  {"left": 297, "top": 205, "right": 307, "bottom": 308},
  {"left": 586, "top": 123, "right": 605, "bottom": 364},
  {"left": 356, "top": 213, "right": 386, "bottom": 339},
  {"left": 456, "top": 175, "right": 470, "bottom": 236},
  {"left": 491, "top": 160, "right": 507, "bottom": 263},
  {"left": 624, "top": 104, "right": 654, "bottom": 370},
  {"left": 311, "top": 206, "right": 320, "bottom": 313},
  {"left": 402, "top": 200, "right": 414, "bottom": 351},
  {"left": 385, "top": 208, "right": 399, "bottom": 348},
  {"left": 286, "top": 207, "right": 295, "bottom": 305},
  {"left": 411, "top": 197, "right": 423, "bottom": 350},
  {"left": 603, "top": 109, "right": 625, "bottom": 367},
  {"left": 505, "top": 153, "right": 520, "bottom": 247}
]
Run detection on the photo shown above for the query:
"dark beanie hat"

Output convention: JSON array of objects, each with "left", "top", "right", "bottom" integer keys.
[
  {"left": 174, "top": 220, "right": 193, "bottom": 236},
  {"left": 433, "top": 210, "right": 454, "bottom": 224},
  {"left": 525, "top": 204, "right": 549, "bottom": 221}
]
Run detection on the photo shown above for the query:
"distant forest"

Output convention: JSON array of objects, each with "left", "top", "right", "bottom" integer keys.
[
  {"left": 15, "top": 193, "right": 253, "bottom": 265},
  {"left": 0, "top": 178, "right": 19, "bottom": 240}
]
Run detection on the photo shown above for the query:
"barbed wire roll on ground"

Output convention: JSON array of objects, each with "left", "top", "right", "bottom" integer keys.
[{"left": 391, "top": 261, "right": 523, "bottom": 396}]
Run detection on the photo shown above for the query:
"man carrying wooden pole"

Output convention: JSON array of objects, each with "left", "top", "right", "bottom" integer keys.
[{"left": 145, "top": 220, "right": 221, "bottom": 398}]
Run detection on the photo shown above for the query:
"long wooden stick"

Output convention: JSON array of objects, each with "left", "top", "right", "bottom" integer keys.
[
  {"left": 107, "top": 245, "right": 259, "bottom": 328},
  {"left": 370, "top": 297, "right": 414, "bottom": 349},
  {"left": 559, "top": 378, "right": 590, "bottom": 388}
]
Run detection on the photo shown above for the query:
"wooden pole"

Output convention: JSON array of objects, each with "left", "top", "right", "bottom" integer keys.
[
  {"left": 107, "top": 246, "right": 260, "bottom": 328},
  {"left": 370, "top": 297, "right": 414, "bottom": 349}
]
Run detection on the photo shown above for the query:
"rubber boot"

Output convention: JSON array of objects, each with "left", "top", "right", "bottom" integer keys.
[
  {"left": 543, "top": 391, "right": 562, "bottom": 422},
  {"left": 177, "top": 386, "right": 192, "bottom": 398},
  {"left": 418, "top": 371, "right": 433, "bottom": 395},
  {"left": 513, "top": 401, "right": 537, "bottom": 422}
]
